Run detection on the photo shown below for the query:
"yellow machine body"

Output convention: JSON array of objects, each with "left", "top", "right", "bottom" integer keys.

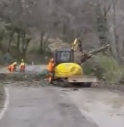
[{"left": 54, "top": 63, "right": 83, "bottom": 78}]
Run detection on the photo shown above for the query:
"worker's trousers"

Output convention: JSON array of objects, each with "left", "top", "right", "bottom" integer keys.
[{"left": 47, "top": 71, "right": 54, "bottom": 83}]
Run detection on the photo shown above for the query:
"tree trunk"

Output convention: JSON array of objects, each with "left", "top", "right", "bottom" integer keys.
[
  {"left": 22, "top": 38, "right": 30, "bottom": 59},
  {"left": 111, "top": 0, "right": 118, "bottom": 59},
  {"left": 39, "top": 32, "right": 44, "bottom": 53},
  {"left": 16, "top": 31, "right": 21, "bottom": 55},
  {"left": 8, "top": 30, "right": 14, "bottom": 48}
]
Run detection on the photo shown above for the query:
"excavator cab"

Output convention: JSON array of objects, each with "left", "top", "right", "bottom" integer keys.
[
  {"left": 54, "top": 38, "right": 83, "bottom": 67},
  {"left": 54, "top": 48, "right": 74, "bottom": 66}
]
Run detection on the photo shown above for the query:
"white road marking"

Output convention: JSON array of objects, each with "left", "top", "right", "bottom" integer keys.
[{"left": 0, "top": 87, "right": 9, "bottom": 120}]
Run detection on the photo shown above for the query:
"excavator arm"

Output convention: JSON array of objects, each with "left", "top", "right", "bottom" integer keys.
[
  {"left": 71, "top": 38, "right": 83, "bottom": 52},
  {"left": 54, "top": 38, "right": 110, "bottom": 65}
]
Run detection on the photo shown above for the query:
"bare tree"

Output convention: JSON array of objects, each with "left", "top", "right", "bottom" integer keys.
[{"left": 110, "top": 0, "right": 124, "bottom": 62}]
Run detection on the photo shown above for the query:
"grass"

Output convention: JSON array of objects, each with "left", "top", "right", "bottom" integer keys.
[{"left": 0, "top": 84, "right": 5, "bottom": 108}]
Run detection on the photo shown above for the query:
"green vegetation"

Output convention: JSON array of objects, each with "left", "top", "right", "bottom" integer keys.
[
  {"left": 0, "top": 84, "right": 5, "bottom": 108},
  {"left": 97, "top": 54, "right": 123, "bottom": 82},
  {"left": 83, "top": 53, "right": 124, "bottom": 83}
]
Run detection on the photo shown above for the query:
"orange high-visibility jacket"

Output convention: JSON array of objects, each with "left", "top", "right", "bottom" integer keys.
[
  {"left": 47, "top": 62, "right": 55, "bottom": 72},
  {"left": 8, "top": 64, "right": 15, "bottom": 72},
  {"left": 19, "top": 62, "right": 25, "bottom": 70}
]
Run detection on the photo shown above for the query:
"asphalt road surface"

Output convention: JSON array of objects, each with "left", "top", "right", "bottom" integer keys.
[
  {"left": 0, "top": 86, "right": 99, "bottom": 127},
  {"left": 66, "top": 88, "right": 124, "bottom": 127},
  {"left": 0, "top": 65, "right": 124, "bottom": 127}
]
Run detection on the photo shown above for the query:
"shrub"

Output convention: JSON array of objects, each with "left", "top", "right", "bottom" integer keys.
[{"left": 83, "top": 54, "right": 123, "bottom": 83}]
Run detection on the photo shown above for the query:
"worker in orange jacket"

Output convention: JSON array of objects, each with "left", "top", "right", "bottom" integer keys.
[
  {"left": 47, "top": 58, "right": 55, "bottom": 83},
  {"left": 7, "top": 62, "right": 17, "bottom": 72},
  {"left": 19, "top": 59, "right": 26, "bottom": 72}
]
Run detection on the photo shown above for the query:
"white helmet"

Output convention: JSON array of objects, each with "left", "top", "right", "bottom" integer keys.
[{"left": 13, "top": 62, "right": 17, "bottom": 65}]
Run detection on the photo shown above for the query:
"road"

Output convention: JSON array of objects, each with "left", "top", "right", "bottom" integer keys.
[
  {"left": 0, "top": 86, "right": 98, "bottom": 127},
  {"left": 0, "top": 65, "right": 124, "bottom": 127},
  {"left": 65, "top": 88, "right": 124, "bottom": 127}
]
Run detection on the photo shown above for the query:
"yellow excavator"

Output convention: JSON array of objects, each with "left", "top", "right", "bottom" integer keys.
[{"left": 50, "top": 38, "right": 110, "bottom": 87}]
